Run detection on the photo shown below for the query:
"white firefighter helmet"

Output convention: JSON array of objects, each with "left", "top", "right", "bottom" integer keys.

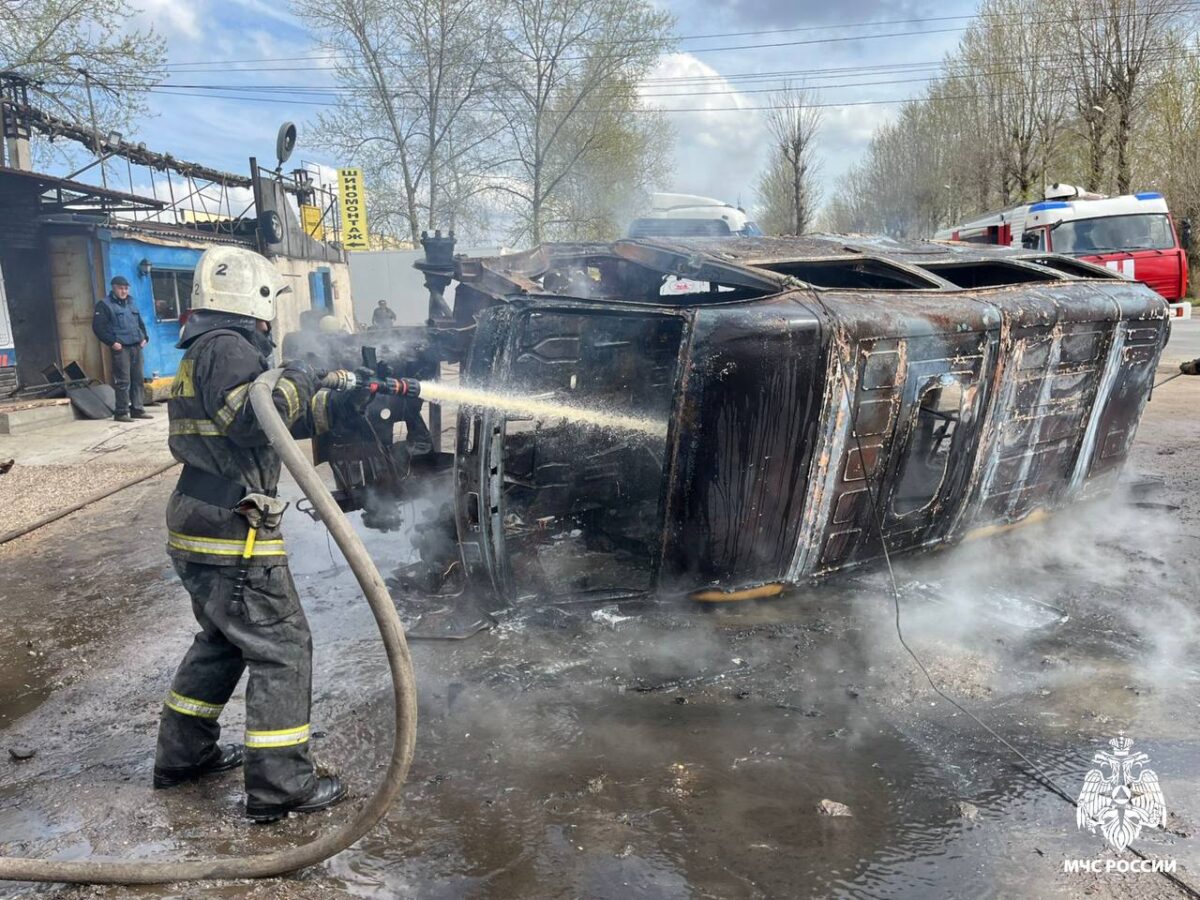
[
  {"left": 317, "top": 314, "right": 344, "bottom": 333},
  {"left": 191, "top": 246, "right": 289, "bottom": 322}
]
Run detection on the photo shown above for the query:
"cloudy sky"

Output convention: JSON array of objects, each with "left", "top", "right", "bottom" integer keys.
[{"left": 96, "top": 0, "right": 977, "bottom": 230}]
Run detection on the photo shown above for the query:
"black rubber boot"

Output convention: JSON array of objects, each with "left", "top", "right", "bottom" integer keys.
[
  {"left": 154, "top": 743, "right": 244, "bottom": 789},
  {"left": 246, "top": 775, "right": 347, "bottom": 823}
]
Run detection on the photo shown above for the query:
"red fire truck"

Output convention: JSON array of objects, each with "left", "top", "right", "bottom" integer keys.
[{"left": 936, "top": 184, "right": 1191, "bottom": 302}]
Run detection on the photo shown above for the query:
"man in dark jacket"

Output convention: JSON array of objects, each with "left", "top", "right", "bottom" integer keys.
[
  {"left": 154, "top": 246, "right": 357, "bottom": 822},
  {"left": 371, "top": 299, "right": 397, "bottom": 328},
  {"left": 92, "top": 275, "right": 151, "bottom": 422}
]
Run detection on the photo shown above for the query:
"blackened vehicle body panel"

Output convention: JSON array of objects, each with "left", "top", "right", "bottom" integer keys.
[
  {"left": 304, "top": 233, "right": 1167, "bottom": 602},
  {"left": 661, "top": 299, "right": 826, "bottom": 590},
  {"left": 449, "top": 235, "right": 1167, "bottom": 600},
  {"left": 456, "top": 300, "right": 687, "bottom": 604},
  {"left": 786, "top": 293, "right": 1002, "bottom": 579}
]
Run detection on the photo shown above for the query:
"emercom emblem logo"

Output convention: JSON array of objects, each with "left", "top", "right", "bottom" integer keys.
[{"left": 1076, "top": 733, "right": 1167, "bottom": 851}]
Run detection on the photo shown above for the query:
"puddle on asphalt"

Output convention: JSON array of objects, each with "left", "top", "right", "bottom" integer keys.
[
  {"left": 1, "top": 492, "right": 1197, "bottom": 898},
  {"left": 312, "top": 493, "right": 1199, "bottom": 898},
  {"left": 316, "top": 558, "right": 1197, "bottom": 897}
]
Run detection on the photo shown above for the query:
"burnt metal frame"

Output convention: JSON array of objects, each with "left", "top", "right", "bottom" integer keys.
[
  {"left": 302, "top": 234, "right": 1166, "bottom": 603},
  {"left": 0, "top": 165, "right": 165, "bottom": 215},
  {"left": 449, "top": 236, "right": 1167, "bottom": 599}
]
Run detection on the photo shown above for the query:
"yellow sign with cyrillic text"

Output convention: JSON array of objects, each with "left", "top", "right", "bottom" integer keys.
[
  {"left": 299, "top": 203, "right": 325, "bottom": 240},
  {"left": 336, "top": 168, "right": 369, "bottom": 250}
]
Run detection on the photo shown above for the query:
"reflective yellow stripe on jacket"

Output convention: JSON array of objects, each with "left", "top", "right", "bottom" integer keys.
[
  {"left": 169, "top": 418, "right": 224, "bottom": 437},
  {"left": 277, "top": 377, "right": 301, "bottom": 425},
  {"left": 246, "top": 723, "right": 310, "bottom": 749},
  {"left": 213, "top": 383, "right": 250, "bottom": 432},
  {"left": 165, "top": 690, "right": 224, "bottom": 719},
  {"left": 311, "top": 390, "right": 332, "bottom": 435},
  {"left": 167, "top": 531, "right": 287, "bottom": 557}
]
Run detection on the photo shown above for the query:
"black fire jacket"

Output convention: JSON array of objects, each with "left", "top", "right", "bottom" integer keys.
[{"left": 165, "top": 311, "right": 333, "bottom": 566}]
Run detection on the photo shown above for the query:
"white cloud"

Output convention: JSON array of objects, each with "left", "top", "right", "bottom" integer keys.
[
  {"left": 121, "top": 175, "right": 256, "bottom": 223},
  {"left": 135, "top": 0, "right": 204, "bottom": 39},
  {"left": 221, "top": 0, "right": 306, "bottom": 29},
  {"left": 816, "top": 102, "right": 898, "bottom": 194},
  {"left": 640, "top": 52, "right": 770, "bottom": 207}
]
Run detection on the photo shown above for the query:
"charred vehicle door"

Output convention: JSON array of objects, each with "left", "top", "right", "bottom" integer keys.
[
  {"left": 455, "top": 300, "right": 687, "bottom": 604},
  {"left": 784, "top": 287, "right": 1001, "bottom": 576}
]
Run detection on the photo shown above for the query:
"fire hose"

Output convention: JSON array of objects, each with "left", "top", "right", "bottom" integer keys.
[{"left": 0, "top": 367, "right": 418, "bottom": 884}]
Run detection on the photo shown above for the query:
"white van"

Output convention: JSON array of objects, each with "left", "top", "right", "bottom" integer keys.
[{"left": 627, "top": 193, "right": 762, "bottom": 238}]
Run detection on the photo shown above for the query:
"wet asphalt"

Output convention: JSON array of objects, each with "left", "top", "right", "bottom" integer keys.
[{"left": 0, "top": 363, "right": 1197, "bottom": 899}]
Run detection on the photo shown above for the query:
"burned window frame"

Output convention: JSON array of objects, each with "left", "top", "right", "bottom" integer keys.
[
  {"left": 916, "top": 260, "right": 1062, "bottom": 288},
  {"left": 890, "top": 376, "right": 969, "bottom": 518},
  {"left": 1015, "top": 255, "right": 1124, "bottom": 280},
  {"left": 753, "top": 256, "right": 945, "bottom": 291}
]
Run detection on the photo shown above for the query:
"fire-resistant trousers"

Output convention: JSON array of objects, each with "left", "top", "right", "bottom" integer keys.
[
  {"left": 154, "top": 559, "right": 318, "bottom": 808},
  {"left": 109, "top": 344, "right": 145, "bottom": 416}
]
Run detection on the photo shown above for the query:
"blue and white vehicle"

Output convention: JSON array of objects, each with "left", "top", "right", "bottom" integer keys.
[{"left": 627, "top": 193, "right": 762, "bottom": 239}]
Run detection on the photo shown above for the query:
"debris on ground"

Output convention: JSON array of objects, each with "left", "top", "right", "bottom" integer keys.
[
  {"left": 1166, "top": 811, "right": 1193, "bottom": 838},
  {"left": 8, "top": 746, "right": 35, "bottom": 761},
  {"left": 0, "top": 342, "right": 1195, "bottom": 898},
  {"left": 0, "top": 459, "right": 13, "bottom": 475},
  {"left": 0, "top": 463, "right": 168, "bottom": 541},
  {"left": 591, "top": 606, "right": 634, "bottom": 629},
  {"left": 818, "top": 799, "right": 853, "bottom": 817}
]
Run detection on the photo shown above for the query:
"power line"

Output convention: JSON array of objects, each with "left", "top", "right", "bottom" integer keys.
[
  {"left": 149, "top": 11, "right": 1078, "bottom": 68},
  {"left": 135, "top": 2, "right": 1199, "bottom": 77},
  {"left": 130, "top": 68, "right": 1200, "bottom": 114},
  {"left": 55, "top": 46, "right": 1200, "bottom": 118},
  {"left": 155, "top": 1, "right": 1200, "bottom": 72},
  {"left": 52, "top": 43, "right": 1200, "bottom": 106}
]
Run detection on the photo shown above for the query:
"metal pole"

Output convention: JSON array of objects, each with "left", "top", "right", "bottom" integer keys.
[
  {"left": 249, "top": 157, "right": 264, "bottom": 254},
  {"left": 187, "top": 175, "right": 197, "bottom": 222},
  {"left": 126, "top": 157, "right": 136, "bottom": 219},
  {"left": 166, "top": 171, "right": 178, "bottom": 223},
  {"left": 79, "top": 70, "right": 107, "bottom": 191}
]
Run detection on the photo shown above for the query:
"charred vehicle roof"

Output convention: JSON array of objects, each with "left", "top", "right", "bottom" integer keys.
[{"left": 310, "top": 234, "right": 1169, "bottom": 603}]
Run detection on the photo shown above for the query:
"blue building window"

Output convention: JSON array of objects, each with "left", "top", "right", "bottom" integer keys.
[
  {"left": 151, "top": 269, "right": 195, "bottom": 322},
  {"left": 308, "top": 267, "right": 333, "bottom": 310}
]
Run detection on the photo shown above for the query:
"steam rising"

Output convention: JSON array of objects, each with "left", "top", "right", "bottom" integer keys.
[{"left": 855, "top": 491, "right": 1200, "bottom": 709}]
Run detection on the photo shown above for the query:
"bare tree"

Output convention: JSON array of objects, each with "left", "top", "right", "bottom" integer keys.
[
  {"left": 758, "top": 84, "right": 822, "bottom": 235},
  {"left": 1134, "top": 31, "right": 1200, "bottom": 235},
  {"left": 955, "top": 0, "right": 1066, "bottom": 203},
  {"left": 547, "top": 97, "right": 672, "bottom": 240},
  {"left": 1058, "top": 0, "right": 1113, "bottom": 190},
  {"left": 825, "top": 0, "right": 1196, "bottom": 237},
  {"left": 488, "top": 0, "right": 673, "bottom": 244},
  {"left": 1099, "top": 0, "right": 1185, "bottom": 192},
  {"left": 297, "top": 0, "right": 498, "bottom": 243},
  {"left": 0, "top": 0, "right": 165, "bottom": 147},
  {"left": 1055, "top": 0, "right": 1190, "bottom": 193}
]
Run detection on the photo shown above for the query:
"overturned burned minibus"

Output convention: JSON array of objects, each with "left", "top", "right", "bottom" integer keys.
[{"left": 295, "top": 235, "right": 1169, "bottom": 603}]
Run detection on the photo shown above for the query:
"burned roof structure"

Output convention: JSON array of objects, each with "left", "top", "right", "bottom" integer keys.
[{"left": 319, "top": 235, "right": 1170, "bottom": 603}]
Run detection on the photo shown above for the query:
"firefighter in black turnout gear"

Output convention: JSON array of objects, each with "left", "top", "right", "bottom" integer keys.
[{"left": 154, "top": 246, "right": 353, "bottom": 822}]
